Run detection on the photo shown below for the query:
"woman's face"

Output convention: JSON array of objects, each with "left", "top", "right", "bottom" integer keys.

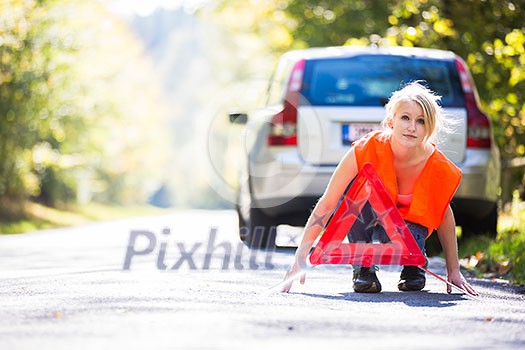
[{"left": 389, "top": 100, "right": 428, "bottom": 148}]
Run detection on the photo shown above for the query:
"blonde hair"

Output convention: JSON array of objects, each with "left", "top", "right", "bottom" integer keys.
[{"left": 381, "top": 81, "right": 450, "bottom": 143}]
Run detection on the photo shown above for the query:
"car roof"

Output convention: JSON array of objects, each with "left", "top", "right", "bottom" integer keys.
[{"left": 281, "top": 45, "right": 458, "bottom": 62}]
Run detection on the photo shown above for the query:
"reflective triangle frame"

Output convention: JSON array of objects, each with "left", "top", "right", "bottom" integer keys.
[{"left": 309, "top": 163, "right": 426, "bottom": 267}]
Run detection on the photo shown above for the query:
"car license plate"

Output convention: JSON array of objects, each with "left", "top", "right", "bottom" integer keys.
[{"left": 342, "top": 123, "right": 381, "bottom": 145}]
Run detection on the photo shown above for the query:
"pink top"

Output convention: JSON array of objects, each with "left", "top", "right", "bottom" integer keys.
[{"left": 397, "top": 193, "right": 413, "bottom": 208}]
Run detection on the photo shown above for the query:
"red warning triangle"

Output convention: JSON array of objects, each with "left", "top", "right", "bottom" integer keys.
[{"left": 309, "top": 162, "right": 426, "bottom": 268}]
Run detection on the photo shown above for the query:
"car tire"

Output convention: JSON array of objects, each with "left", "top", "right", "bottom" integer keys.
[
  {"left": 458, "top": 204, "right": 498, "bottom": 238},
  {"left": 238, "top": 206, "right": 278, "bottom": 249},
  {"left": 236, "top": 168, "right": 279, "bottom": 249}
]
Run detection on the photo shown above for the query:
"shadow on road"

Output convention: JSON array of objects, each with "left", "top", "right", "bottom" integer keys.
[{"left": 297, "top": 290, "right": 468, "bottom": 308}]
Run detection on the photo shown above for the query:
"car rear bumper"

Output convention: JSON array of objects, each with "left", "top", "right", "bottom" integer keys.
[{"left": 250, "top": 161, "right": 333, "bottom": 211}]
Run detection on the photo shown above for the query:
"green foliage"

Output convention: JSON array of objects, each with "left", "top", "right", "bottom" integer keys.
[
  {"left": 282, "top": 0, "right": 392, "bottom": 48},
  {"left": 460, "top": 195, "right": 525, "bottom": 284},
  {"left": 488, "top": 227, "right": 525, "bottom": 283},
  {"left": 0, "top": 0, "right": 170, "bottom": 208},
  {"left": 465, "top": 227, "right": 525, "bottom": 285}
]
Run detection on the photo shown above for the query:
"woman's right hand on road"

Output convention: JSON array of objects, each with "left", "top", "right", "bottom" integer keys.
[{"left": 281, "top": 260, "right": 306, "bottom": 293}]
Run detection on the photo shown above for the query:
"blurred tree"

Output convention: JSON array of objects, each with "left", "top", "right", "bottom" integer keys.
[
  {"left": 0, "top": 0, "right": 170, "bottom": 211},
  {"left": 282, "top": 0, "right": 392, "bottom": 48},
  {"left": 211, "top": 0, "right": 296, "bottom": 54}
]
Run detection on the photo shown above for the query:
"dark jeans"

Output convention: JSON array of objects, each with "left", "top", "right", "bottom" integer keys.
[{"left": 347, "top": 201, "right": 428, "bottom": 268}]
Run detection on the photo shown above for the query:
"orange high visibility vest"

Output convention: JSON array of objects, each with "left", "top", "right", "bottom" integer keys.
[{"left": 352, "top": 131, "right": 462, "bottom": 237}]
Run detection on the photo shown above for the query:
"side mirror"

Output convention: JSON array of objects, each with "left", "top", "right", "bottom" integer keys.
[{"left": 229, "top": 112, "right": 248, "bottom": 124}]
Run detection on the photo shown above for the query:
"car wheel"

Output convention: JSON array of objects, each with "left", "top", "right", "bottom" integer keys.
[
  {"left": 459, "top": 204, "right": 498, "bottom": 238},
  {"left": 236, "top": 167, "right": 279, "bottom": 248},
  {"left": 237, "top": 205, "right": 278, "bottom": 249}
]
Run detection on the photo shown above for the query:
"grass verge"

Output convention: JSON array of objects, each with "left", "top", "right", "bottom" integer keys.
[
  {"left": 0, "top": 200, "right": 167, "bottom": 234},
  {"left": 458, "top": 200, "right": 525, "bottom": 285}
]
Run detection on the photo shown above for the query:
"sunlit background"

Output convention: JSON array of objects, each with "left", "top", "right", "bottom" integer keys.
[{"left": 1, "top": 0, "right": 524, "bottom": 230}]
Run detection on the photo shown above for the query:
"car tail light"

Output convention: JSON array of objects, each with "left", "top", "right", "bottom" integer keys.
[
  {"left": 267, "top": 59, "right": 305, "bottom": 146},
  {"left": 455, "top": 57, "right": 492, "bottom": 148}
]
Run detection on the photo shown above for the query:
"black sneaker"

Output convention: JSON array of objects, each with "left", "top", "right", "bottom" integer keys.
[
  {"left": 353, "top": 266, "right": 382, "bottom": 293},
  {"left": 398, "top": 266, "right": 426, "bottom": 291}
]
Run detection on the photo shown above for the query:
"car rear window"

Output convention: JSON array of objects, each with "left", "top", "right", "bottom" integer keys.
[{"left": 301, "top": 55, "right": 465, "bottom": 107}]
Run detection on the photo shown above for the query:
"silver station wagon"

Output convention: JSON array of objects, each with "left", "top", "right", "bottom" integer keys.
[{"left": 230, "top": 46, "right": 500, "bottom": 248}]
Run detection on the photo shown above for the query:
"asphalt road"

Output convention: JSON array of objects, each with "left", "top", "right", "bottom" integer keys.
[{"left": 0, "top": 210, "right": 524, "bottom": 349}]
